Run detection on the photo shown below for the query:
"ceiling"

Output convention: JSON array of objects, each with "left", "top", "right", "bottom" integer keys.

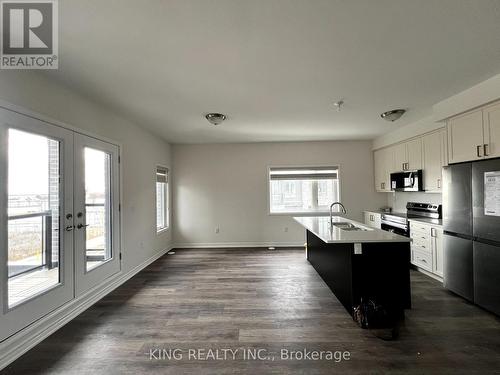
[{"left": 43, "top": 0, "right": 500, "bottom": 143}]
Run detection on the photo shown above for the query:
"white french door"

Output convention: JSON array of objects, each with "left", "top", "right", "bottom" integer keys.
[
  {"left": 0, "top": 109, "right": 121, "bottom": 342},
  {"left": 0, "top": 109, "right": 74, "bottom": 341},
  {"left": 73, "top": 134, "right": 120, "bottom": 296}
]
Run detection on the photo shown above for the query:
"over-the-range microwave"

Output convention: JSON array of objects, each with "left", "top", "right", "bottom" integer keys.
[{"left": 390, "top": 170, "right": 423, "bottom": 192}]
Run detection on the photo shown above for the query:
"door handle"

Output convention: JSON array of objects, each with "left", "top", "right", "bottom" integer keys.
[
  {"left": 77, "top": 224, "right": 89, "bottom": 229},
  {"left": 484, "top": 144, "right": 489, "bottom": 157},
  {"left": 65, "top": 225, "right": 75, "bottom": 232},
  {"left": 477, "top": 145, "right": 483, "bottom": 158}
]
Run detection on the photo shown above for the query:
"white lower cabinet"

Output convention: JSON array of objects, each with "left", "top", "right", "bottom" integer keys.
[
  {"left": 364, "top": 211, "right": 382, "bottom": 229},
  {"left": 410, "top": 221, "right": 443, "bottom": 279}
]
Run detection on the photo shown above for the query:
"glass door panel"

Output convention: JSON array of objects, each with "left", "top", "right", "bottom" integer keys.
[
  {"left": 0, "top": 108, "right": 74, "bottom": 342},
  {"left": 74, "top": 134, "right": 120, "bottom": 296},
  {"left": 7, "top": 129, "right": 61, "bottom": 307},
  {"left": 84, "top": 147, "right": 112, "bottom": 271}
]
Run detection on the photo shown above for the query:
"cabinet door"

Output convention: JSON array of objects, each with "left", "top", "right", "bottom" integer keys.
[
  {"left": 364, "top": 212, "right": 371, "bottom": 227},
  {"left": 483, "top": 101, "right": 500, "bottom": 159},
  {"left": 373, "top": 213, "right": 382, "bottom": 229},
  {"left": 374, "top": 148, "right": 392, "bottom": 192},
  {"left": 392, "top": 142, "right": 407, "bottom": 172},
  {"left": 423, "top": 130, "right": 446, "bottom": 192},
  {"left": 432, "top": 227, "right": 444, "bottom": 277},
  {"left": 407, "top": 138, "right": 423, "bottom": 170},
  {"left": 383, "top": 148, "right": 393, "bottom": 191},
  {"left": 373, "top": 149, "right": 384, "bottom": 192},
  {"left": 447, "top": 109, "right": 484, "bottom": 163}
]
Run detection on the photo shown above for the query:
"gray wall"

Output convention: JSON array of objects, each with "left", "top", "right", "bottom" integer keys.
[
  {"left": 172, "top": 141, "right": 387, "bottom": 247},
  {"left": 0, "top": 71, "right": 172, "bottom": 272}
]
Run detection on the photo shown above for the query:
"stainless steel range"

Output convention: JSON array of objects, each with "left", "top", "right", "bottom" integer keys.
[
  {"left": 381, "top": 202, "right": 442, "bottom": 237},
  {"left": 381, "top": 212, "right": 409, "bottom": 237}
]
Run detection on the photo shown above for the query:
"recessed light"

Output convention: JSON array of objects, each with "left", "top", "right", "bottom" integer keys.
[
  {"left": 205, "top": 113, "right": 227, "bottom": 126},
  {"left": 381, "top": 109, "right": 406, "bottom": 122}
]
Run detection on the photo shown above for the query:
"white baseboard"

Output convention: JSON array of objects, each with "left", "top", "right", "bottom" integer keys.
[
  {"left": 0, "top": 245, "right": 173, "bottom": 371},
  {"left": 173, "top": 241, "right": 305, "bottom": 249}
]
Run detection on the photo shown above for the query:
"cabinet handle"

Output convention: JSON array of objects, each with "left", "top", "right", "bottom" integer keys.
[
  {"left": 437, "top": 178, "right": 441, "bottom": 189},
  {"left": 431, "top": 228, "right": 437, "bottom": 237},
  {"left": 477, "top": 145, "right": 483, "bottom": 158},
  {"left": 484, "top": 144, "right": 489, "bottom": 157},
  {"left": 381, "top": 182, "right": 385, "bottom": 189}
]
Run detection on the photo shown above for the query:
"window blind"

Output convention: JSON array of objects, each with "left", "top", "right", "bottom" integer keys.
[
  {"left": 156, "top": 167, "right": 168, "bottom": 183},
  {"left": 269, "top": 166, "right": 338, "bottom": 181}
]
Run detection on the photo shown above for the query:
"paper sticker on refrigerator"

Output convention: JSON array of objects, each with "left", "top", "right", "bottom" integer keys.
[{"left": 484, "top": 171, "right": 500, "bottom": 216}]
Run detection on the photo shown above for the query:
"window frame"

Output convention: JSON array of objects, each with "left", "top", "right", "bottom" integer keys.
[
  {"left": 155, "top": 165, "right": 169, "bottom": 234},
  {"left": 267, "top": 165, "right": 342, "bottom": 216}
]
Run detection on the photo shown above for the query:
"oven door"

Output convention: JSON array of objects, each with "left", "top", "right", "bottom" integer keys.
[{"left": 381, "top": 222, "right": 409, "bottom": 237}]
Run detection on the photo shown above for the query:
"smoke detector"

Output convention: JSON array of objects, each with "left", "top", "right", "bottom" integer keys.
[
  {"left": 205, "top": 113, "right": 227, "bottom": 126},
  {"left": 333, "top": 100, "right": 344, "bottom": 112},
  {"left": 381, "top": 109, "right": 406, "bottom": 122}
]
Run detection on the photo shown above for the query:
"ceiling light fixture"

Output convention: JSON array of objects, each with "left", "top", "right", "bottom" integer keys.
[
  {"left": 333, "top": 100, "right": 344, "bottom": 112},
  {"left": 381, "top": 109, "right": 406, "bottom": 122},
  {"left": 205, "top": 113, "right": 227, "bottom": 126}
]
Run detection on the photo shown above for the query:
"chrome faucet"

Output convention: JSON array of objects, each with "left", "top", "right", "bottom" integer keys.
[{"left": 329, "top": 202, "right": 347, "bottom": 227}]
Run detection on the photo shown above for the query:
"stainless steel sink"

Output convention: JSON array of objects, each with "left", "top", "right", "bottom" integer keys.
[{"left": 332, "top": 222, "right": 367, "bottom": 231}]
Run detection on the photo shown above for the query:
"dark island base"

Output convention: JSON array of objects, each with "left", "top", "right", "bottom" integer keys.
[{"left": 306, "top": 230, "right": 411, "bottom": 321}]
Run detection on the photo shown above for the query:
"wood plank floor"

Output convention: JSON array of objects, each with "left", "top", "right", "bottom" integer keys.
[{"left": 3, "top": 248, "right": 500, "bottom": 374}]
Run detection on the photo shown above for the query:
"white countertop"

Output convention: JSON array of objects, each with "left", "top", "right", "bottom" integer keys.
[{"left": 294, "top": 216, "right": 411, "bottom": 244}]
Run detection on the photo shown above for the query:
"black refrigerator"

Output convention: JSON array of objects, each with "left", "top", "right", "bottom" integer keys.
[{"left": 443, "top": 160, "right": 500, "bottom": 316}]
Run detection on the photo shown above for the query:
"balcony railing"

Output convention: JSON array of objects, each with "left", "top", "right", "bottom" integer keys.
[{"left": 8, "top": 211, "right": 54, "bottom": 279}]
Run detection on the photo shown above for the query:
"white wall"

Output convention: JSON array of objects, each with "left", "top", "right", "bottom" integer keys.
[
  {"left": 172, "top": 141, "right": 387, "bottom": 247},
  {"left": 433, "top": 73, "right": 500, "bottom": 122},
  {"left": 372, "top": 116, "right": 444, "bottom": 150},
  {"left": 386, "top": 192, "right": 442, "bottom": 213},
  {"left": 0, "top": 71, "right": 172, "bottom": 272}
]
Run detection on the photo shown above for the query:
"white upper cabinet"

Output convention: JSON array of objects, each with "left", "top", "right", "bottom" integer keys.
[
  {"left": 407, "top": 138, "right": 423, "bottom": 171},
  {"left": 423, "top": 129, "right": 447, "bottom": 192},
  {"left": 393, "top": 142, "right": 407, "bottom": 172},
  {"left": 374, "top": 147, "right": 392, "bottom": 192},
  {"left": 447, "top": 109, "right": 484, "bottom": 163},
  {"left": 483, "top": 101, "right": 500, "bottom": 159},
  {"left": 391, "top": 138, "right": 422, "bottom": 172}
]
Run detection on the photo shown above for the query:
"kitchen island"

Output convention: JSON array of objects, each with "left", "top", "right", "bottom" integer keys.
[{"left": 294, "top": 216, "right": 412, "bottom": 320}]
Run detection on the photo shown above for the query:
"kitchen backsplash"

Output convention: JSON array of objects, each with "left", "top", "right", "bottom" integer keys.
[{"left": 387, "top": 192, "right": 442, "bottom": 213}]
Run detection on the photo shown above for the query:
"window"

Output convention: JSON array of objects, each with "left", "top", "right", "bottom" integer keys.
[
  {"left": 269, "top": 166, "right": 340, "bottom": 214},
  {"left": 156, "top": 167, "right": 169, "bottom": 232}
]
